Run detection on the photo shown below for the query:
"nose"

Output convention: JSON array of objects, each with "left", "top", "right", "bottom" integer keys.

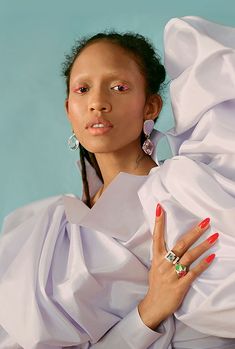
[{"left": 88, "top": 90, "right": 112, "bottom": 113}]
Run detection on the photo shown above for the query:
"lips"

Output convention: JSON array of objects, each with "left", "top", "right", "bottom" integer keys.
[{"left": 86, "top": 118, "right": 113, "bottom": 129}]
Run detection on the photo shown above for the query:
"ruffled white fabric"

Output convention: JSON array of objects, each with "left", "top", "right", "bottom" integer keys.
[{"left": 1, "top": 16, "right": 235, "bottom": 349}]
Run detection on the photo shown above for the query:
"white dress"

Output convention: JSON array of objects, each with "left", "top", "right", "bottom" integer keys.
[{"left": 0, "top": 16, "right": 235, "bottom": 349}]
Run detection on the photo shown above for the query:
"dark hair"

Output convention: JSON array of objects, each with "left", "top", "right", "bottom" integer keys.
[{"left": 61, "top": 30, "right": 166, "bottom": 208}]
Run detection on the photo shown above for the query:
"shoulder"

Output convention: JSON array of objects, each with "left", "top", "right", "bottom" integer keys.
[{"left": 1, "top": 194, "right": 67, "bottom": 236}]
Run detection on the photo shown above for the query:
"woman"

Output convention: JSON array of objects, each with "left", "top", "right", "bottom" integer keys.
[{"left": 0, "top": 16, "right": 235, "bottom": 349}]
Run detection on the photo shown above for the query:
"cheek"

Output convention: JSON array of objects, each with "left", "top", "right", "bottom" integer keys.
[
  {"left": 118, "top": 113, "right": 144, "bottom": 145},
  {"left": 127, "top": 92, "right": 145, "bottom": 115},
  {"left": 67, "top": 97, "right": 80, "bottom": 116},
  {"left": 67, "top": 102, "right": 88, "bottom": 143},
  {"left": 122, "top": 99, "right": 145, "bottom": 130},
  {"left": 67, "top": 98, "right": 85, "bottom": 126}
]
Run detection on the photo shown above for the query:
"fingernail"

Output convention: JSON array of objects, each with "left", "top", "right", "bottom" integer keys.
[
  {"left": 198, "top": 217, "right": 210, "bottom": 229},
  {"left": 207, "top": 232, "right": 219, "bottom": 244},
  {"left": 205, "top": 253, "right": 216, "bottom": 264},
  {"left": 156, "top": 203, "right": 162, "bottom": 217}
]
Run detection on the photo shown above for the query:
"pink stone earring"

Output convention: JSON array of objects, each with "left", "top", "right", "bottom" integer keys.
[{"left": 142, "top": 120, "right": 155, "bottom": 155}]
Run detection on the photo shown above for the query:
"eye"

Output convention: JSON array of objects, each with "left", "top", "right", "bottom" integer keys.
[
  {"left": 74, "top": 86, "right": 88, "bottom": 94},
  {"left": 112, "top": 84, "right": 129, "bottom": 92},
  {"left": 73, "top": 84, "right": 129, "bottom": 94}
]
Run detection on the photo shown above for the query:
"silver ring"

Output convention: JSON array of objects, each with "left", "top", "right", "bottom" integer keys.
[{"left": 164, "top": 250, "right": 180, "bottom": 264}]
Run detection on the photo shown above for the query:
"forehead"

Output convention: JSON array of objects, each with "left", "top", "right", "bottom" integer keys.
[{"left": 70, "top": 41, "right": 144, "bottom": 81}]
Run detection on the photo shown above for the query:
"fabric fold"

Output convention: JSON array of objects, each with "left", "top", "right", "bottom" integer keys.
[{"left": 1, "top": 15, "right": 235, "bottom": 349}]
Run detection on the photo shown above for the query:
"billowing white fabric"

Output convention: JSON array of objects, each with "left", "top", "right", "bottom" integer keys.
[{"left": 0, "top": 16, "right": 235, "bottom": 349}]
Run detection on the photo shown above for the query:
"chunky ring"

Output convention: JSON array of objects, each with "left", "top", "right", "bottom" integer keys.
[
  {"left": 175, "top": 263, "right": 188, "bottom": 278},
  {"left": 164, "top": 250, "right": 180, "bottom": 264}
]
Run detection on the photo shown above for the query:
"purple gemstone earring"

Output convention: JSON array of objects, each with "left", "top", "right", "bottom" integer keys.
[{"left": 142, "top": 120, "right": 155, "bottom": 155}]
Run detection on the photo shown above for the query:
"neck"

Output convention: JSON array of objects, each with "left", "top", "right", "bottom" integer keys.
[{"left": 94, "top": 139, "right": 158, "bottom": 190}]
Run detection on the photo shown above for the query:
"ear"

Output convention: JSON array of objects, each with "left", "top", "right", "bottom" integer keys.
[
  {"left": 64, "top": 99, "right": 72, "bottom": 122},
  {"left": 144, "top": 94, "right": 163, "bottom": 122}
]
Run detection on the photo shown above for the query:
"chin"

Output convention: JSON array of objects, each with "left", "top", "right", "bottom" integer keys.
[{"left": 82, "top": 140, "right": 122, "bottom": 154}]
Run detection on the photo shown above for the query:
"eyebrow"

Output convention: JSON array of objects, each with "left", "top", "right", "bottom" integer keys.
[{"left": 74, "top": 71, "right": 130, "bottom": 80}]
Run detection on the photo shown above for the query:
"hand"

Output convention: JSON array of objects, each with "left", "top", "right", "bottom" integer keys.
[{"left": 138, "top": 204, "right": 218, "bottom": 330}]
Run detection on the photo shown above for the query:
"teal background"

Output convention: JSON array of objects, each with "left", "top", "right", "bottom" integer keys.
[{"left": 0, "top": 0, "right": 235, "bottom": 231}]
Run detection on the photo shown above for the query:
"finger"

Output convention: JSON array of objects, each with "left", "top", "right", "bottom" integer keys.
[
  {"left": 179, "top": 232, "right": 219, "bottom": 267},
  {"left": 171, "top": 217, "right": 211, "bottom": 258},
  {"left": 180, "top": 253, "right": 216, "bottom": 286},
  {"left": 152, "top": 203, "right": 166, "bottom": 260}
]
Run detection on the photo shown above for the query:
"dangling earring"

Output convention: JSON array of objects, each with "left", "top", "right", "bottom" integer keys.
[
  {"left": 67, "top": 131, "right": 79, "bottom": 151},
  {"left": 142, "top": 120, "right": 155, "bottom": 155}
]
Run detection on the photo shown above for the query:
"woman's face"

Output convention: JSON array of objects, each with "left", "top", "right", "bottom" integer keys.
[{"left": 65, "top": 40, "right": 161, "bottom": 154}]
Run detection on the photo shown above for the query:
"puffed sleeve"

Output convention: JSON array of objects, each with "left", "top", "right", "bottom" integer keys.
[
  {"left": 138, "top": 16, "right": 235, "bottom": 339},
  {"left": 1, "top": 195, "right": 63, "bottom": 236},
  {"left": 0, "top": 194, "right": 174, "bottom": 349},
  {"left": 0, "top": 325, "right": 22, "bottom": 349},
  {"left": 164, "top": 16, "right": 235, "bottom": 170}
]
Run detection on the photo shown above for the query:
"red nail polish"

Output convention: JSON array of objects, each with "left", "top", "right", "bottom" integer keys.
[
  {"left": 198, "top": 217, "right": 210, "bottom": 229},
  {"left": 156, "top": 204, "right": 162, "bottom": 217},
  {"left": 207, "top": 232, "right": 219, "bottom": 244},
  {"left": 205, "top": 253, "right": 216, "bottom": 264}
]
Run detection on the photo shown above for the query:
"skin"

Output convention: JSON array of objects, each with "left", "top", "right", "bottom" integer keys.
[
  {"left": 138, "top": 207, "right": 217, "bottom": 329},
  {"left": 65, "top": 40, "right": 162, "bottom": 202},
  {"left": 65, "top": 41, "right": 217, "bottom": 330}
]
